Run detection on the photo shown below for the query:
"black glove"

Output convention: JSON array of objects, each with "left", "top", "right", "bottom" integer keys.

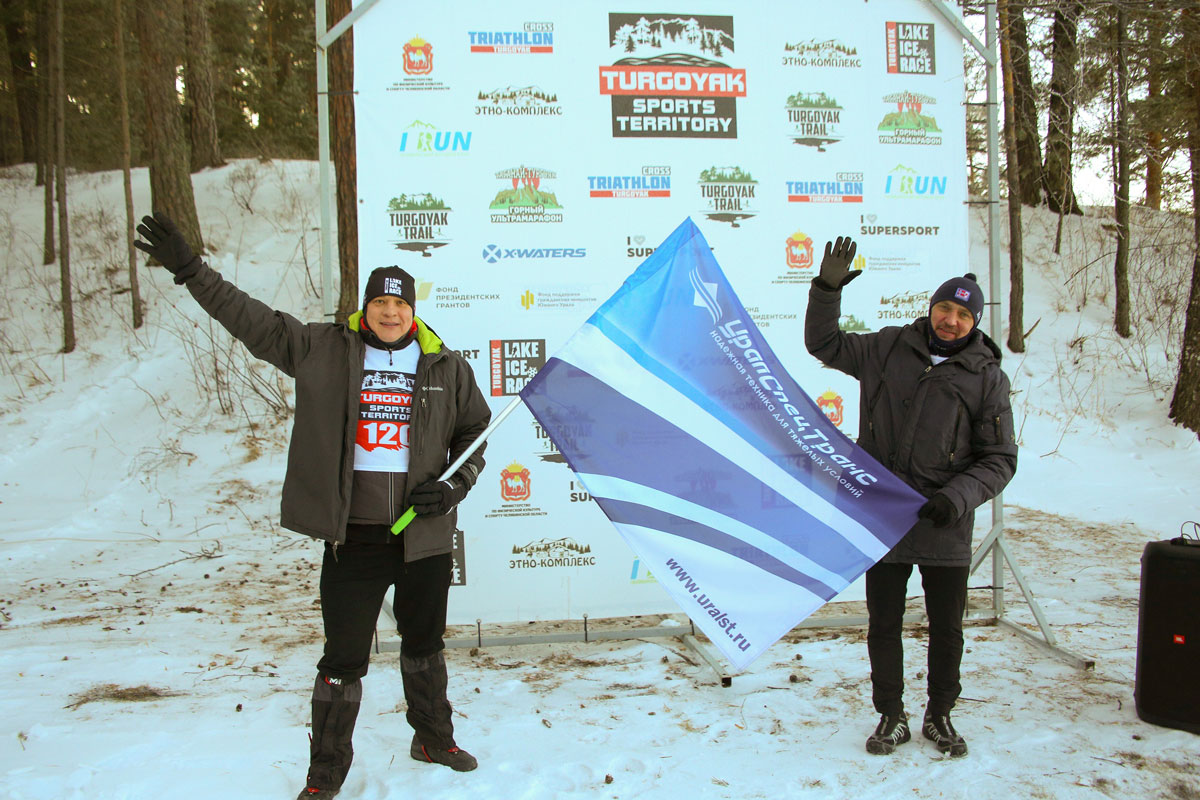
[
  {"left": 134, "top": 211, "right": 203, "bottom": 284},
  {"left": 917, "top": 493, "right": 958, "bottom": 528},
  {"left": 816, "top": 235, "right": 861, "bottom": 290},
  {"left": 410, "top": 477, "right": 468, "bottom": 516}
]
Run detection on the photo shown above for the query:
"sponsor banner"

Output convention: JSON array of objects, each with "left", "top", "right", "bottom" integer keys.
[
  {"left": 490, "top": 339, "right": 547, "bottom": 396},
  {"left": 469, "top": 22, "right": 555, "bottom": 54},
  {"left": 490, "top": 166, "right": 564, "bottom": 223},
  {"left": 858, "top": 212, "right": 941, "bottom": 238},
  {"left": 508, "top": 535, "right": 596, "bottom": 569},
  {"left": 885, "top": 21, "right": 936, "bottom": 75},
  {"left": 589, "top": 166, "right": 672, "bottom": 198},
  {"left": 381, "top": 35, "right": 451, "bottom": 93},
  {"left": 482, "top": 244, "right": 586, "bottom": 263},
  {"left": 427, "top": 285, "right": 501, "bottom": 311},
  {"left": 877, "top": 288, "right": 934, "bottom": 323},
  {"left": 878, "top": 91, "right": 942, "bottom": 146},
  {"left": 600, "top": 13, "right": 744, "bottom": 139},
  {"left": 351, "top": 0, "right": 969, "bottom": 627},
  {"left": 782, "top": 37, "right": 862, "bottom": 69},
  {"left": 785, "top": 90, "right": 844, "bottom": 150},
  {"left": 699, "top": 166, "right": 758, "bottom": 226},
  {"left": 485, "top": 461, "right": 550, "bottom": 519},
  {"left": 744, "top": 304, "right": 799, "bottom": 331},
  {"left": 475, "top": 85, "right": 563, "bottom": 117},
  {"left": 396, "top": 120, "right": 472, "bottom": 156},
  {"left": 520, "top": 288, "right": 603, "bottom": 312},
  {"left": 786, "top": 172, "right": 863, "bottom": 203},
  {"left": 451, "top": 529, "right": 467, "bottom": 586},
  {"left": 386, "top": 192, "right": 451, "bottom": 256},
  {"left": 884, "top": 164, "right": 948, "bottom": 198},
  {"left": 520, "top": 219, "right": 925, "bottom": 670}
]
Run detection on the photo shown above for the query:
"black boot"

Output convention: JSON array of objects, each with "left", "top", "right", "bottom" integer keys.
[
  {"left": 409, "top": 733, "right": 478, "bottom": 772},
  {"left": 300, "top": 674, "right": 362, "bottom": 797},
  {"left": 402, "top": 651, "right": 476, "bottom": 770},
  {"left": 865, "top": 710, "right": 911, "bottom": 755},
  {"left": 922, "top": 708, "right": 968, "bottom": 757}
]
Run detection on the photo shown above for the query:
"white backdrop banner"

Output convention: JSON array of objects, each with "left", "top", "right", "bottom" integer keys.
[{"left": 351, "top": 0, "right": 969, "bottom": 625}]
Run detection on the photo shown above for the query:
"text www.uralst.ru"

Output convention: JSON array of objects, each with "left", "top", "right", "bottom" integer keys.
[{"left": 664, "top": 557, "right": 752, "bottom": 653}]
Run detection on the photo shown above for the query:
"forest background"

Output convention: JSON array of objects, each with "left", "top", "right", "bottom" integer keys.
[{"left": 4, "top": 0, "right": 1199, "bottom": 436}]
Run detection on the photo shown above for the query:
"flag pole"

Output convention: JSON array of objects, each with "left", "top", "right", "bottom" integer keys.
[{"left": 391, "top": 396, "right": 524, "bottom": 534}]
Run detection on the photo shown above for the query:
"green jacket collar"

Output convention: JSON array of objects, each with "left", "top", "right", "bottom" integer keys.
[{"left": 348, "top": 311, "right": 443, "bottom": 354}]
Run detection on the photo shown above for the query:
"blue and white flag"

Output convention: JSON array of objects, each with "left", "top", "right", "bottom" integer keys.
[{"left": 520, "top": 218, "right": 925, "bottom": 671}]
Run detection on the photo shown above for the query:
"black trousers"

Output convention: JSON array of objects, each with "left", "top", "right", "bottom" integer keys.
[
  {"left": 865, "top": 561, "right": 969, "bottom": 717},
  {"left": 316, "top": 527, "right": 452, "bottom": 682}
]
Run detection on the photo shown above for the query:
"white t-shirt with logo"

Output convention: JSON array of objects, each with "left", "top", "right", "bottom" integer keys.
[{"left": 354, "top": 342, "right": 420, "bottom": 473}]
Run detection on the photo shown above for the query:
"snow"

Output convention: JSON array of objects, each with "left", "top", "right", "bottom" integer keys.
[{"left": 1, "top": 160, "right": 1199, "bottom": 799}]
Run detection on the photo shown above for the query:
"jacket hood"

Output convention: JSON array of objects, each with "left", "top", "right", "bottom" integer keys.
[{"left": 348, "top": 311, "right": 444, "bottom": 355}]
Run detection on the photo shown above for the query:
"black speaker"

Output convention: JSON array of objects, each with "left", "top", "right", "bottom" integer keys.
[{"left": 1135, "top": 537, "right": 1200, "bottom": 734}]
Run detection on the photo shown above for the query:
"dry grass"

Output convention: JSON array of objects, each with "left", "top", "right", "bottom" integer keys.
[{"left": 66, "top": 683, "right": 180, "bottom": 710}]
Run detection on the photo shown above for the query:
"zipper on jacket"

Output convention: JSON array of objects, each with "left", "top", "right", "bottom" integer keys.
[{"left": 949, "top": 407, "right": 964, "bottom": 467}]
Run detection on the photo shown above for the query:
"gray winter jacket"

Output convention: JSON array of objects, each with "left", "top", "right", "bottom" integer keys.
[
  {"left": 805, "top": 281, "right": 1017, "bottom": 566},
  {"left": 183, "top": 261, "right": 491, "bottom": 560}
]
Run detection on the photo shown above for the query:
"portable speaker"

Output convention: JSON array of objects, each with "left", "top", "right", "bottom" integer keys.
[{"left": 1135, "top": 537, "right": 1200, "bottom": 734}]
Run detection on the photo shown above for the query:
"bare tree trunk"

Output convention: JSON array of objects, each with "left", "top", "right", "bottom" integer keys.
[
  {"left": 1043, "top": 0, "right": 1084, "bottom": 216},
  {"left": 1000, "top": 0, "right": 1025, "bottom": 353},
  {"left": 34, "top": 0, "right": 46, "bottom": 186},
  {"left": 1, "top": 0, "right": 38, "bottom": 165},
  {"left": 1144, "top": 15, "right": 1164, "bottom": 210},
  {"left": 1169, "top": 16, "right": 1200, "bottom": 437},
  {"left": 1114, "top": 5, "right": 1131, "bottom": 339},
  {"left": 134, "top": 1, "right": 204, "bottom": 252},
  {"left": 1008, "top": 0, "right": 1043, "bottom": 207},
  {"left": 53, "top": 0, "right": 73, "bottom": 353},
  {"left": 0, "top": 18, "right": 22, "bottom": 165},
  {"left": 183, "top": 0, "right": 224, "bottom": 172},
  {"left": 38, "top": 0, "right": 52, "bottom": 261},
  {"left": 328, "top": 0, "right": 358, "bottom": 322},
  {"left": 115, "top": 0, "right": 142, "bottom": 329}
]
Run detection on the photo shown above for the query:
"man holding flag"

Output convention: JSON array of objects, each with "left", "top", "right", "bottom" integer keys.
[
  {"left": 805, "top": 236, "right": 1018, "bottom": 758},
  {"left": 134, "top": 213, "right": 490, "bottom": 799}
]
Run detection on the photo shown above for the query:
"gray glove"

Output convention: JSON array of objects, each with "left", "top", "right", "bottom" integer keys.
[{"left": 816, "top": 235, "right": 861, "bottom": 290}]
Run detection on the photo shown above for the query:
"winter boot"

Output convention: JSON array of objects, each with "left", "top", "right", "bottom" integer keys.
[
  {"left": 865, "top": 710, "right": 911, "bottom": 755},
  {"left": 922, "top": 709, "right": 968, "bottom": 757},
  {"left": 409, "top": 733, "right": 478, "bottom": 772},
  {"left": 302, "top": 674, "right": 362, "bottom": 797},
  {"left": 401, "top": 650, "right": 476, "bottom": 771}
]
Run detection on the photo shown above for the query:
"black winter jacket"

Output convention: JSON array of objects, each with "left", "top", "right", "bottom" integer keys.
[
  {"left": 183, "top": 261, "right": 491, "bottom": 560},
  {"left": 805, "top": 281, "right": 1017, "bottom": 566}
]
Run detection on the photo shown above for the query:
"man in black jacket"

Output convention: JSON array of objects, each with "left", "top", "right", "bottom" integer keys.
[
  {"left": 135, "top": 212, "right": 491, "bottom": 799},
  {"left": 805, "top": 236, "right": 1017, "bottom": 759}
]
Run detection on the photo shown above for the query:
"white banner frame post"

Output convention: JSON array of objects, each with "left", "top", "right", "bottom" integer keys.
[
  {"left": 929, "top": 0, "right": 1092, "bottom": 672},
  {"left": 317, "top": 0, "right": 1091, "bottom": 680}
]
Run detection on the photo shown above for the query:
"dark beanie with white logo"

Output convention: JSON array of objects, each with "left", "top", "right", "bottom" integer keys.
[
  {"left": 929, "top": 272, "right": 984, "bottom": 326},
  {"left": 362, "top": 266, "right": 416, "bottom": 314}
]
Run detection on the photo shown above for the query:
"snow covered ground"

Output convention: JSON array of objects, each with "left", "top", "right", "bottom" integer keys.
[{"left": 0, "top": 161, "right": 1198, "bottom": 800}]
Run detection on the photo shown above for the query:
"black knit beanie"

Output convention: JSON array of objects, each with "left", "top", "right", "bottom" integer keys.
[
  {"left": 362, "top": 266, "right": 416, "bottom": 314},
  {"left": 929, "top": 272, "right": 984, "bottom": 327}
]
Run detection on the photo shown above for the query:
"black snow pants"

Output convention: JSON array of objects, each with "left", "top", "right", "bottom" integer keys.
[
  {"left": 865, "top": 561, "right": 970, "bottom": 718},
  {"left": 305, "top": 524, "right": 455, "bottom": 790}
]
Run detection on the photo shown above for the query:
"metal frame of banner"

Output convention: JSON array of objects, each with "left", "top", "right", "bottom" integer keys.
[
  {"left": 925, "top": 0, "right": 1092, "bottom": 672},
  {"left": 318, "top": 0, "right": 1093, "bottom": 681}
]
